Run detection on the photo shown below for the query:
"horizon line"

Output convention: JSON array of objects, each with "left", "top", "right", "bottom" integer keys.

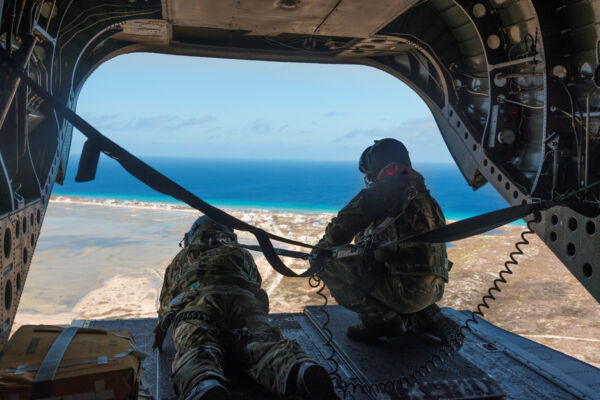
[{"left": 66, "top": 153, "right": 455, "bottom": 165}]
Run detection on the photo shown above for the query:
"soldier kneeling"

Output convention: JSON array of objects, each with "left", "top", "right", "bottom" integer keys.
[
  {"left": 313, "top": 139, "right": 460, "bottom": 345},
  {"left": 154, "top": 216, "right": 339, "bottom": 400}
]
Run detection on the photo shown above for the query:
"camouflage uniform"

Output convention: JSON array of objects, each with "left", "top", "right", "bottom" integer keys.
[
  {"left": 156, "top": 234, "right": 313, "bottom": 398},
  {"left": 318, "top": 165, "right": 450, "bottom": 326}
]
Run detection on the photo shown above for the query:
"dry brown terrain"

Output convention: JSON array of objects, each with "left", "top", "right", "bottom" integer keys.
[
  {"left": 441, "top": 227, "right": 600, "bottom": 368},
  {"left": 14, "top": 199, "right": 600, "bottom": 369}
]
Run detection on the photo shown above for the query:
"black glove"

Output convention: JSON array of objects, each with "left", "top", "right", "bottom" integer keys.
[{"left": 309, "top": 239, "right": 330, "bottom": 275}]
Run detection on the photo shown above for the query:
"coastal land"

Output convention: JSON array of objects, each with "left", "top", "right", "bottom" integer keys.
[{"left": 14, "top": 196, "right": 600, "bottom": 368}]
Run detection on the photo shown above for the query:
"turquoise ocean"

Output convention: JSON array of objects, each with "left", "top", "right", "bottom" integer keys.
[{"left": 52, "top": 156, "right": 511, "bottom": 222}]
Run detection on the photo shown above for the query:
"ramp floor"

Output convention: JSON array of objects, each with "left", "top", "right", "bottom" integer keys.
[{"left": 73, "top": 306, "right": 600, "bottom": 399}]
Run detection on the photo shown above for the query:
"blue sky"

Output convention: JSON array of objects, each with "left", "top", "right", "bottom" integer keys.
[{"left": 73, "top": 52, "right": 453, "bottom": 163}]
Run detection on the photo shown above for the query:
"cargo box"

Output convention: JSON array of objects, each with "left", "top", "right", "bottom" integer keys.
[{"left": 0, "top": 325, "right": 144, "bottom": 399}]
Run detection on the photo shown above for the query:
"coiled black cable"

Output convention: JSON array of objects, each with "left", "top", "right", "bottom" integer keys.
[
  {"left": 308, "top": 275, "right": 342, "bottom": 384},
  {"left": 459, "top": 218, "right": 537, "bottom": 337},
  {"left": 309, "top": 218, "right": 538, "bottom": 397}
]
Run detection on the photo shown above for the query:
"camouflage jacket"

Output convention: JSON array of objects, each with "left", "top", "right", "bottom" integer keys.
[
  {"left": 322, "top": 165, "right": 450, "bottom": 281},
  {"left": 158, "top": 236, "right": 263, "bottom": 318}
]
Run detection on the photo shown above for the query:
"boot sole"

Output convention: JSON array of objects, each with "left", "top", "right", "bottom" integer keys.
[{"left": 301, "top": 364, "right": 339, "bottom": 399}]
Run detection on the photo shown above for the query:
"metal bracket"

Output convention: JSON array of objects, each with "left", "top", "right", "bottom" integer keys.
[{"left": 32, "top": 23, "right": 56, "bottom": 46}]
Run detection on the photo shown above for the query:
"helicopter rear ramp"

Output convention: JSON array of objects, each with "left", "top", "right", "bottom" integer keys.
[{"left": 72, "top": 306, "right": 600, "bottom": 400}]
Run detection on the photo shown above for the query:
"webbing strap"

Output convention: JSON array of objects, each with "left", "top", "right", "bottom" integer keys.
[
  {"left": 32, "top": 326, "right": 79, "bottom": 398},
  {"left": 376, "top": 202, "right": 541, "bottom": 249},
  {"left": 10, "top": 349, "right": 135, "bottom": 374},
  {"left": 230, "top": 242, "right": 313, "bottom": 260},
  {"left": 243, "top": 203, "right": 541, "bottom": 259},
  {"left": 0, "top": 48, "right": 321, "bottom": 278}
]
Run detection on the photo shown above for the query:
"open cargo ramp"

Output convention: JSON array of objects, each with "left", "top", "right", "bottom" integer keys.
[{"left": 73, "top": 306, "right": 600, "bottom": 399}]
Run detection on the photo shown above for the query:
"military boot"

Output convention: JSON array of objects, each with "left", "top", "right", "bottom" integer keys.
[
  {"left": 183, "top": 379, "right": 228, "bottom": 400},
  {"left": 292, "top": 362, "right": 340, "bottom": 400},
  {"left": 346, "top": 318, "right": 405, "bottom": 342},
  {"left": 406, "top": 304, "right": 463, "bottom": 348}
]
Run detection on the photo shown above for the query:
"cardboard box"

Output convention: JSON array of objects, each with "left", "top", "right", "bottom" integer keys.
[{"left": 0, "top": 325, "right": 143, "bottom": 399}]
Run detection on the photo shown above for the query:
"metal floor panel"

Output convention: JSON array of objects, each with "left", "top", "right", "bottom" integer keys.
[
  {"left": 453, "top": 309, "right": 600, "bottom": 392},
  {"left": 303, "top": 305, "right": 504, "bottom": 400},
  {"left": 73, "top": 306, "right": 600, "bottom": 400},
  {"left": 447, "top": 309, "right": 600, "bottom": 400}
]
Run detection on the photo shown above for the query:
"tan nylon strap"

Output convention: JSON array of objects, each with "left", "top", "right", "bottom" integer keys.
[{"left": 32, "top": 326, "right": 79, "bottom": 398}]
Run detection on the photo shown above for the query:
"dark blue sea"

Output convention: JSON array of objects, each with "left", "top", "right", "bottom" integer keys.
[{"left": 54, "top": 156, "right": 509, "bottom": 221}]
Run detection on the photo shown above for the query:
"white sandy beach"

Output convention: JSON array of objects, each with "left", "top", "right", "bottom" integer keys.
[{"left": 13, "top": 197, "right": 600, "bottom": 368}]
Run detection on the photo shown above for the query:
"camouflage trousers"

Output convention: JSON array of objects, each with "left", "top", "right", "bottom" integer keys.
[
  {"left": 171, "top": 290, "right": 313, "bottom": 397},
  {"left": 319, "top": 258, "right": 445, "bottom": 326}
]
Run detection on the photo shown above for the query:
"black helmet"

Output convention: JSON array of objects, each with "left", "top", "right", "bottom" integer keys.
[
  {"left": 183, "top": 216, "right": 236, "bottom": 247},
  {"left": 359, "top": 138, "right": 411, "bottom": 181}
]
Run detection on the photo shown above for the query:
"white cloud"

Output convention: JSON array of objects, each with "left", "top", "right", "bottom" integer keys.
[
  {"left": 84, "top": 114, "right": 216, "bottom": 132},
  {"left": 339, "top": 117, "right": 439, "bottom": 141},
  {"left": 336, "top": 116, "right": 453, "bottom": 163}
]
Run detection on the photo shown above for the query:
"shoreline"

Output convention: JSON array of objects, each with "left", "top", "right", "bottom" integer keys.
[
  {"left": 50, "top": 194, "right": 337, "bottom": 215},
  {"left": 50, "top": 194, "right": 525, "bottom": 226},
  {"left": 50, "top": 194, "right": 341, "bottom": 215}
]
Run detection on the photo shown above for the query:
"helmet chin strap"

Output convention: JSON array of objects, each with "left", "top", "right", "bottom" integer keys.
[{"left": 364, "top": 162, "right": 412, "bottom": 188}]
